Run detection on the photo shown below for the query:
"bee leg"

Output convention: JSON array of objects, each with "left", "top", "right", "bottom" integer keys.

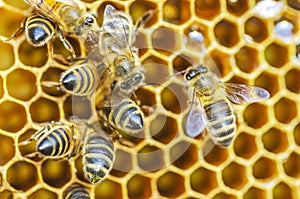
[
  {"left": 24, "top": 152, "right": 43, "bottom": 159},
  {"left": 5, "top": 24, "right": 25, "bottom": 42},
  {"left": 57, "top": 28, "right": 76, "bottom": 58},
  {"left": 69, "top": 125, "right": 82, "bottom": 159},
  {"left": 18, "top": 125, "right": 50, "bottom": 146}
]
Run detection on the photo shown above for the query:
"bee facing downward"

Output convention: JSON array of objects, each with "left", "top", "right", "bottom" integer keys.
[{"left": 184, "top": 64, "right": 270, "bottom": 147}]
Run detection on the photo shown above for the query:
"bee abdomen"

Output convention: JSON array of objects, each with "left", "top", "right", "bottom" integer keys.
[
  {"left": 64, "top": 183, "right": 90, "bottom": 199},
  {"left": 37, "top": 127, "right": 71, "bottom": 157}
]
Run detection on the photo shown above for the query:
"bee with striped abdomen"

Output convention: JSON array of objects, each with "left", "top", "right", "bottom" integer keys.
[
  {"left": 184, "top": 64, "right": 270, "bottom": 147},
  {"left": 19, "top": 122, "right": 81, "bottom": 159},
  {"left": 64, "top": 183, "right": 90, "bottom": 199}
]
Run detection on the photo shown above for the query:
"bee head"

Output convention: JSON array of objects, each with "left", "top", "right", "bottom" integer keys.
[{"left": 185, "top": 65, "right": 208, "bottom": 81}]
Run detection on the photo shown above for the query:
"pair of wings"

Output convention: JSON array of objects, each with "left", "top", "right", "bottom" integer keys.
[{"left": 185, "top": 81, "right": 270, "bottom": 138}]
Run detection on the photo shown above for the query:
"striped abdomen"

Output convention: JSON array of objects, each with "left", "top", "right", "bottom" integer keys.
[
  {"left": 60, "top": 64, "right": 98, "bottom": 96},
  {"left": 203, "top": 99, "right": 236, "bottom": 147},
  {"left": 82, "top": 133, "right": 115, "bottom": 184},
  {"left": 64, "top": 183, "right": 90, "bottom": 199},
  {"left": 25, "top": 13, "right": 56, "bottom": 47},
  {"left": 37, "top": 127, "right": 71, "bottom": 157},
  {"left": 109, "top": 99, "right": 144, "bottom": 134}
]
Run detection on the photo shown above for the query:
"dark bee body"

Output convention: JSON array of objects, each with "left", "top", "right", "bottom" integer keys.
[
  {"left": 82, "top": 130, "right": 115, "bottom": 184},
  {"left": 64, "top": 183, "right": 90, "bottom": 199}
]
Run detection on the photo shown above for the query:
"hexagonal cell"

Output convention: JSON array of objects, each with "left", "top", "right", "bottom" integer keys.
[
  {"left": 63, "top": 96, "right": 92, "bottom": 120},
  {"left": 245, "top": 17, "right": 268, "bottom": 43},
  {"left": 161, "top": 83, "right": 189, "bottom": 114},
  {"left": 0, "top": 190, "right": 13, "bottom": 199},
  {"left": 94, "top": 179, "right": 123, "bottom": 199},
  {"left": 130, "top": 0, "right": 157, "bottom": 26},
  {"left": 0, "top": 134, "right": 15, "bottom": 166},
  {"left": 170, "top": 141, "right": 198, "bottom": 169},
  {"left": 222, "top": 162, "right": 247, "bottom": 189},
  {"left": 283, "top": 152, "right": 300, "bottom": 178},
  {"left": 0, "top": 76, "right": 3, "bottom": 99},
  {"left": 234, "top": 46, "right": 259, "bottom": 73},
  {"left": 243, "top": 103, "right": 268, "bottom": 129},
  {"left": 255, "top": 72, "right": 279, "bottom": 97},
  {"left": 209, "top": 49, "right": 232, "bottom": 78},
  {"left": 7, "top": 69, "right": 37, "bottom": 101},
  {"left": 244, "top": 186, "right": 266, "bottom": 199},
  {"left": 41, "top": 67, "right": 65, "bottom": 96},
  {"left": 287, "top": 0, "right": 300, "bottom": 10},
  {"left": 150, "top": 114, "right": 178, "bottom": 144},
  {"left": 143, "top": 55, "right": 169, "bottom": 85},
  {"left": 234, "top": 132, "right": 257, "bottom": 159},
  {"left": 294, "top": 123, "right": 300, "bottom": 146},
  {"left": 190, "top": 167, "right": 217, "bottom": 194},
  {"left": 195, "top": 0, "right": 220, "bottom": 20},
  {"left": 19, "top": 41, "right": 48, "bottom": 67},
  {"left": 7, "top": 161, "right": 38, "bottom": 191},
  {"left": 157, "top": 171, "right": 185, "bottom": 198},
  {"left": 265, "top": 43, "right": 288, "bottom": 68},
  {"left": 41, "top": 159, "right": 71, "bottom": 188},
  {"left": 214, "top": 19, "right": 239, "bottom": 48},
  {"left": 273, "top": 182, "right": 293, "bottom": 199},
  {"left": 163, "top": 0, "right": 191, "bottom": 25},
  {"left": 137, "top": 145, "right": 165, "bottom": 172},
  {"left": 226, "top": 0, "right": 249, "bottom": 16},
  {"left": 172, "top": 53, "right": 196, "bottom": 73},
  {"left": 110, "top": 149, "right": 133, "bottom": 177},
  {"left": 274, "top": 97, "right": 297, "bottom": 124},
  {"left": 0, "top": 41, "right": 14, "bottom": 71},
  {"left": 203, "top": 141, "right": 229, "bottom": 166},
  {"left": 0, "top": 8, "right": 24, "bottom": 38},
  {"left": 213, "top": 192, "right": 237, "bottom": 199},
  {"left": 262, "top": 128, "right": 289, "bottom": 154},
  {"left": 253, "top": 157, "right": 277, "bottom": 180},
  {"left": 152, "top": 26, "right": 181, "bottom": 55},
  {"left": 4, "top": 0, "right": 28, "bottom": 9},
  {"left": 30, "top": 98, "right": 59, "bottom": 123},
  {"left": 0, "top": 100, "right": 27, "bottom": 132},
  {"left": 285, "top": 68, "right": 300, "bottom": 93},
  {"left": 28, "top": 188, "right": 57, "bottom": 199},
  {"left": 127, "top": 174, "right": 152, "bottom": 199},
  {"left": 184, "top": 22, "right": 211, "bottom": 49}
]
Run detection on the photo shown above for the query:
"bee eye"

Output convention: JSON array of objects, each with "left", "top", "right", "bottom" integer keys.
[{"left": 84, "top": 17, "right": 94, "bottom": 26}]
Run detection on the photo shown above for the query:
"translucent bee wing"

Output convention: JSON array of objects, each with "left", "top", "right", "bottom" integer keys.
[
  {"left": 223, "top": 82, "right": 270, "bottom": 104},
  {"left": 199, "top": 137, "right": 216, "bottom": 159},
  {"left": 185, "top": 99, "right": 206, "bottom": 138}
]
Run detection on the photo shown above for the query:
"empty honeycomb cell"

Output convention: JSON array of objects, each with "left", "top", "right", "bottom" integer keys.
[
  {"left": 157, "top": 171, "right": 185, "bottom": 198},
  {"left": 213, "top": 192, "right": 236, "bottom": 199},
  {"left": 170, "top": 141, "right": 198, "bottom": 169},
  {"left": 0, "top": 41, "right": 15, "bottom": 71},
  {"left": 41, "top": 67, "right": 65, "bottom": 96},
  {"left": 143, "top": 56, "right": 169, "bottom": 85},
  {"left": 161, "top": 83, "right": 189, "bottom": 114},
  {"left": 264, "top": 43, "right": 288, "bottom": 68},
  {"left": 7, "top": 161, "right": 37, "bottom": 191},
  {"left": 214, "top": 19, "right": 239, "bottom": 48},
  {"left": 262, "top": 128, "right": 288, "bottom": 154},
  {"left": 127, "top": 174, "right": 152, "bottom": 199},
  {"left": 285, "top": 68, "right": 300, "bottom": 93},
  {"left": 222, "top": 162, "right": 247, "bottom": 189},
  {"left": 194, "top": 0, "right": 220, "bottom": 20},
  {"left": 253, "top": 157, "right": 277, "bottom": 180},
  {"left": 30, "top": 98, "right": 59, "bottom": 123},
  {"left": 234, "top": 132, "right": 257, "bottom": 159},
  {"left": 190, "top": 167, "right": 217, "bottom": 194},
  {"left": 163, "top": 0, "right": 191, "bottom": 25},
  {"left": 254, "top": 72, "right": 279, "bottom": 97},
  {"left": 0, "top": 134, "right": 15, "bottom": 166},
  {"left": 110, "top": 149, "right": 132, "bottom": 177},
  {"left": 135, "top": 87, "right": 156, "bottom": 110},
  {"left": 0, "top": 190, "right": 13, "bottom": 199},
  {"left": 0, "top": 76, "right": 3, "bottom": 99},
  {"left": 244, "top": 17, "right": 268, "bottom": 43},
  {"left": 226, "top": 0, "right": 248, "bottom": 16},
  {"left": 273, "top": 182, "right": 293, "bottom": 199},
  {"left": 7, "top": 69, "right": 37, "bottom": 101},
  {"left": 129, "top": 0, "right": 157, "bottom": 25},
  {"left": 4, "top": 0, "right": 28, "bottom": 9},
  {"left": 244, "top": 186, "right": 266, "bottom": 199},
  {"left": 209, "top": 50, "right": 232, "bottom": 77},
  {"left": 63, "top": 96, "right": 92, "bottom": 120},
  {"left": 283, "top": 152, "right": 300, "bottom": 178},
  {"left": 0, "top": 100, "right": 27, "bottom": 132},
  {"left": 287, "top": 0, "right": 300, "bottom": 10},
  {"left": 150, "top": 114, "right": 178, "bottom": 144},
  {"left": 243, "top": 103, "right": 268, "bottom": 129},
  {"left": 152, "top": 27, "right": 180, "bottom": 55},
  {"left": 203, "top": 141, "right": 229, "bottom": 166},
  {"left": 18, "top": 41, "right": 48, "bottom": 67},
  {"left": 172, "top": 53, "right": 198, "bottom": 73},
  {"left": 274, "top": 97, "right": 297, "bottom": 124},
  {"left": 41, "top": 159, "right": 71, "bottom": 188},
  {"left": 0, "top": 8, "right": 24, "bottom": 38},
  {"left": 137, "top": 145, "right": 165, "bottom": 172},
  {"left": 234, "top": 46, "right": 259, "bottom": 73},
  {"left": 94, "top": 179, "right": 123, "bottom": 199},
  {"left": 294, "top": 123, "right": 300, "bottom": 146},
  {"left": 28, "top": 188, "right": 57, "bottom": 199}
]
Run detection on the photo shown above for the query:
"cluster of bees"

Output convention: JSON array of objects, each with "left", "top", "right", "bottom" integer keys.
[{"left": 6, "top": 0, "right": 271, "bottom": 198}]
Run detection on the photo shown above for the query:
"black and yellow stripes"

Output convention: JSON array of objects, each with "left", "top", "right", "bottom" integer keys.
[{"left": 64, "top": 183, "right": 90, "bottom": 199}]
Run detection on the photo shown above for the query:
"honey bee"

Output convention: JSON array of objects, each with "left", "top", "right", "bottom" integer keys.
[
  {"left": 184, "top": 64, "right": 270, "bottom": 147},
  {"left": 64, "top": 183, "right": 90, "bottom": 199},
  {"left": 19, "top": 122, "right": 81, "bottom": 158}
]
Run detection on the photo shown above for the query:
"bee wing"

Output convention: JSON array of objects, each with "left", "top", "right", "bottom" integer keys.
[{"left": 223, "top": 82, "right": 270, "bottom": 104}]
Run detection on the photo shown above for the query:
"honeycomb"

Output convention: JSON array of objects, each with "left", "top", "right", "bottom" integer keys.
[{"left": 0, "top": 0, "right": 299, "bottom": 198}]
